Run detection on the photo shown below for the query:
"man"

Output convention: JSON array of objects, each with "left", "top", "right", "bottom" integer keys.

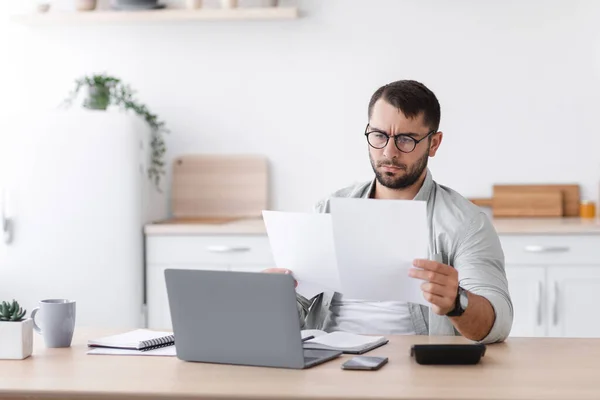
[{"left": 264, "top": 80, "right": 512, "bottom": 344}]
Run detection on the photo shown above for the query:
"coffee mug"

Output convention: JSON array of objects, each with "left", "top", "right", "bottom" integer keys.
[{"left": 30, "top": 299, "right": 76, "bottom": 348}]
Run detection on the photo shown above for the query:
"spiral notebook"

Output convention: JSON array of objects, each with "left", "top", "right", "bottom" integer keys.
[{"left": 87, "top": 329, "right": 174, "bottom": 352}]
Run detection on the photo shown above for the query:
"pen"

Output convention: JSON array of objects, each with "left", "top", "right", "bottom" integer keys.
[{"left": 302, "top": 335, "right": 314, "bottom": 342}]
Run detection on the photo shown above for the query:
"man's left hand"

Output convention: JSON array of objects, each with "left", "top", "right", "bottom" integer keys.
[{"left": 408, "top": 259, "right": 459, "bottom": 316}]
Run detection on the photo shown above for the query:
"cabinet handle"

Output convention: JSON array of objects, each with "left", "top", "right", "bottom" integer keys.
[
  {"left": 1, "top": 189, "right": 13, "bottom": 245},
  {"left": 524, "top": 245, "right": 570, "bottom": 253},
  {"left": 536, "top": 281, "right": 543, "bottom": 326},
  {"left": 552, "top": 281, "right": 559, "bottom": 326},
  {"left": 206, "top": 245, "right": 251, "bottom": 253}
]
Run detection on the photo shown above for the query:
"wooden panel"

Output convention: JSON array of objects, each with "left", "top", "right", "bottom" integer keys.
[
  {"left": 171, "top": 155, "right": 268, "bottom": 219},
  {"left": 468, "top": 198, "right": 493, "bottom": 207},
  {"left": 494, "top": 184, "right": 580, "bottom": 217},
  {"left": 492, "top": 190, "right": 563, "bottom": 218}
]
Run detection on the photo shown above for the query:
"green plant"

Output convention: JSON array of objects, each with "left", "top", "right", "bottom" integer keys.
[
  {"left": 62, "top": 73, "right": 168, "bottom": 191},
  {"left": 0, "top": 300, "right": 26, "bottom": 322}
]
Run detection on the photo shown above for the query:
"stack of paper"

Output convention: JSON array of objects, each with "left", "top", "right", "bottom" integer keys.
[
  {"left": 262, "top": 197, "right": 429, "bottom": 304},
  {"left": 87, "top": 346, "right": 176, "bottom": 357}
]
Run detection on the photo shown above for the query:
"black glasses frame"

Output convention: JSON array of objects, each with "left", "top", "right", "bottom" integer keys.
[{"left": 364, "top": 124, "right": 436, "bottom": 153}]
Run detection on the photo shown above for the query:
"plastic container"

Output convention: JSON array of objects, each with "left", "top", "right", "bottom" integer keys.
[{"left": 580, "top": 201, "right": 596, "bottom": 219}]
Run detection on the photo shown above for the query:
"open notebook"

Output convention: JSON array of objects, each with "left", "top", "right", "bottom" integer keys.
[
  {"left": 87, "top": 329, "right": 176, "bottom": 356},
  {"left": 301, "top": 330, "right": 388, "bottom": 354}
]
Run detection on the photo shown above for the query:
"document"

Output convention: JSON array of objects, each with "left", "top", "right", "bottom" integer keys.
[
  {"left": 329, "top": 198, "right": 428, "bottom": 304},
  {"left": 262, "top": 211, "right": 341, "bottom": 298},
  {"left": 262, "top": 198, "right": 429, "bottom": 305}
]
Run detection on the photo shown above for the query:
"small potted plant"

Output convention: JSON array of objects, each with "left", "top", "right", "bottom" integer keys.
[
  {"left": 62, "top": 73, "right": 169, "bottom": 192},
  {"left": 0, "top": 300, "right": 33, "bottom": 360}
]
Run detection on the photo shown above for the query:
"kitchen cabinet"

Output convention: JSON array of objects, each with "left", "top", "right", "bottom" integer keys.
[
  {"left": 502, "top": 234, "right": 600, "bottom": 338},
  {"left": 546, "top": 266, "right": 600, "bottom": 338},
  {"left": 145, "top": 224, "right": 600, "bottom": 336},
  {"left": 504, "top": 266, "right": 545, "bottom": 337},
  {"left": 145, "top": 234, "right": 275, "bottom": 330}
]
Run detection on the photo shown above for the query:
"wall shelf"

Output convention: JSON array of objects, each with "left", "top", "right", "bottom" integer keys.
[{"left": 10, "top": 7, "right": 299, "bottom": 25}]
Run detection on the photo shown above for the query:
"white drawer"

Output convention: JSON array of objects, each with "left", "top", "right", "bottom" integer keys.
[
  {"left": 146, "top": 235, "right": 274, "bottom": 265},
  {"left": 500, "top": 235, "right": 600, "bottom": 265}
]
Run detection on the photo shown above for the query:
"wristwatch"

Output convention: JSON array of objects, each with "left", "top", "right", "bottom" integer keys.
[{"left": 446, "top": 286, "right": 468, "bottom": 317}]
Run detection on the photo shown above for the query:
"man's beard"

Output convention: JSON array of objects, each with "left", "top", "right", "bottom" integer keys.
[{"left": 370, "top": 150, "right": 429, "bottom": 190}]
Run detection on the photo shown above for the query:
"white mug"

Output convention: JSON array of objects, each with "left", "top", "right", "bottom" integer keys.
[{"left": 31, "top": 299, "right": 76, "bottom": 348}]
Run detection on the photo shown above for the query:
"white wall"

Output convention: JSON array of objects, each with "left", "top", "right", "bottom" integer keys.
[{"left": 2, "top": 0, "right": 600, "bottom": 217}]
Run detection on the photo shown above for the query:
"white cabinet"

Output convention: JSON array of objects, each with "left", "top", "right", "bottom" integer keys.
[
  {"left": 504, "top": 266, "right": 545, "bottom": 337},
  {"left": 145, "top": 234, "right": 275, "bottom": 330},
  {"left": 546, "top": 266, "right": 600, "bottom": 338},
  {"left": 502, "top": 234, "right": 600, "bottom": 338},
  {"left": 145, "top": 230, "right": 600, "bottom": 336}
]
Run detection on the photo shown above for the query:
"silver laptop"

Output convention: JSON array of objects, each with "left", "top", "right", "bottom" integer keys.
[{"left": 164, "top": 268, "right": 342, "bottom": 369}]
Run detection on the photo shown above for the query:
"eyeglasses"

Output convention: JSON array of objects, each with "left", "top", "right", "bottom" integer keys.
[{"left": 364, "top": 124, "right": 436, "bottom": 153}]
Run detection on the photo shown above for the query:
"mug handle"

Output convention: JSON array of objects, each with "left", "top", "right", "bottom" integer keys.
[{"left": 30, "top": 307, "right": 42, "bottom": 334}]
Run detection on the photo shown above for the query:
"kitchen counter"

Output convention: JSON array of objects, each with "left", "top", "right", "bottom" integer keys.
[{"left": 144, "top": 216, "right": 600, "bottom": 235}]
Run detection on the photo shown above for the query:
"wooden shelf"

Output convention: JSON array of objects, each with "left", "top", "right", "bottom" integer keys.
[{"left": 10, "top": 7, "right": 299, "bottom": 25}]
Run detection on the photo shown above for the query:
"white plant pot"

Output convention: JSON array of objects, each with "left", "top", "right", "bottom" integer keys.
[{"left": 0, "top": 319, "right": 33, "bottom": 360}]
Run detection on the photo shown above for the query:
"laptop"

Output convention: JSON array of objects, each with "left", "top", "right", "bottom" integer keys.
[{"left": 164, "top": 268, "right": 342, "bottom": 369}]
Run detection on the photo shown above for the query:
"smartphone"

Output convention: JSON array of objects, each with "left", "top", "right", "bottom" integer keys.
[{"left": 341, "top": 356, "right": 388, "bottom": 370}]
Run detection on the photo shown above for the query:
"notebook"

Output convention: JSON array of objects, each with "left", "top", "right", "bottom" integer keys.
[
  {"left": 87, "top": 329, "right": 174, "bottom": 351},
  {"left": 301, "top": 330, "right": 388, "bottom": 354}
]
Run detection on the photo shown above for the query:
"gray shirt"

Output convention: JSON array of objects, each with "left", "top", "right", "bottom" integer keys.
[{"left": 296, "top": 169, "right": 513, "bottom": 344}]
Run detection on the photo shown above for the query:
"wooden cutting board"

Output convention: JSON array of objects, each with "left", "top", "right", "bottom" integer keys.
[
  {"left": 170, "top": 154, "right": 268, "bottom": 219},
  {"left": 492, "top": 190, "right": 563, "bottom": 218},
  {"left": 493, "top": 184, "right": 580, "bottom": 217}
]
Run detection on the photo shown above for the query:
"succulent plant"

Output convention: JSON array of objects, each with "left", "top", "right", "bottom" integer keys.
[{"left": 0, "top": 300, "right": 26, "bottom": 322}]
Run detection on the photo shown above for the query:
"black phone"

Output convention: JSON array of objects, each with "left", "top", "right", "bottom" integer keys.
[
  {"left": 341, "top": 356, "right": 388, "bottom": 370},
  {"left": 410, "top": 344, "right": 486, "bottom": 365}
]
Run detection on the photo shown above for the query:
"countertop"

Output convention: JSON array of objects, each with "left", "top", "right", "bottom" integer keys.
[
  {"left": 4, "top": 327, "right": 600, "bottom": 400},
  {"left": 144, "top": 216, "right": 600, "bottom": 235}
]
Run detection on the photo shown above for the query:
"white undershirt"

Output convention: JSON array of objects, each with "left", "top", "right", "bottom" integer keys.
[{"left": 322, "top": 294, "right": 416, "bottom": 335}]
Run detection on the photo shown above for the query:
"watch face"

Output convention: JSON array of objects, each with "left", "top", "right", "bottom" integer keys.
[{"left": 459, "top": 290, "right": 469, "bottom": 309}]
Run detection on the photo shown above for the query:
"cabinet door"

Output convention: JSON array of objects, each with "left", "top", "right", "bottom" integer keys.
[
  {"left": 146, "top": 264, "right": 227, "bottom": 330},
  {"left": 505, "top": 266, "right": 546, "bottom": 337},
  {"left": 547, "top": 266, "right": 600, "bottom": 338}
]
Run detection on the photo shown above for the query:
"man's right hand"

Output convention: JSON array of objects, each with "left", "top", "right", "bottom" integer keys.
[{"left": 261, "top": 268, "right": 298, "bottom": 288}]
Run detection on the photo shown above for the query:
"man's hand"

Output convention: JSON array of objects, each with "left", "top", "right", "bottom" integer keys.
[
  {"left": 261, "top": 268, "right": 298, "bottom": 288},
  {"left": 408, "top": 259, "right": 459, "bottom": 315}
]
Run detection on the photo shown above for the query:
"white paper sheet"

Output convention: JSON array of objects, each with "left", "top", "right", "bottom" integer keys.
[
  {"left": 87, "top": 345, "right": 176, "bottom": 357},
  {"left": 329, "top": 197, "right": 429, "bottom": 305},
  {"left": 262, "top": 210, "right": 342, "bottom": 298}
]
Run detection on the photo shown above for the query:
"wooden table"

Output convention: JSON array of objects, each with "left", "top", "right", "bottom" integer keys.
[{"left": 1, "top": 328, "right": 600, "bottom": 400}]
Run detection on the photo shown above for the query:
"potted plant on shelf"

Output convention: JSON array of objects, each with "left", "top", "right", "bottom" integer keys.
[
  {"left": 0, "top": 300, "right": 33, "bottom": 360},
  {"left": 62, "top": 73, "right": 169, "bottom": 192}
]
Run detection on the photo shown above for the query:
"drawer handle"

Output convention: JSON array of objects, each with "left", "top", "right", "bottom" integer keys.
[
  {"left": 536, "top": 281, "right": 543, "bottom": 326},
  {"left": 206, "top": 245, "right": 251, "bottom": 253},
  {"left": 552, "top": 281, "right": 559, "bottom": 326},
  {"left": 524, "top": 245, "right": 570, "bottom": 253}
]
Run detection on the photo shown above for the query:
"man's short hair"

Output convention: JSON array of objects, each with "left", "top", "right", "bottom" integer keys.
[{"left": 368, "top": 80, "right": 441, "bottom": 132}]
